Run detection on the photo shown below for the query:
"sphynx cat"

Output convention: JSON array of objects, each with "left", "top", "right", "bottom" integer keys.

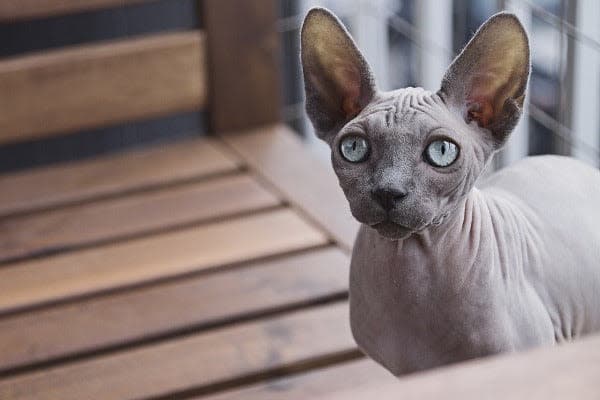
[{"left": 301, "top": 8, "right": 600, "bottom": 375}]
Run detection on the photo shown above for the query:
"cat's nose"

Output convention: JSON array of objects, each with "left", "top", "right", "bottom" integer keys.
[{"left": 372, "top": 187, "right": 408, "bottom": 211}]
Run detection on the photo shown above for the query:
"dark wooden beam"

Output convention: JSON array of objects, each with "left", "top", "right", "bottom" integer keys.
[{"left": 202, "top": 0, "right": 282, "bottom": 133}]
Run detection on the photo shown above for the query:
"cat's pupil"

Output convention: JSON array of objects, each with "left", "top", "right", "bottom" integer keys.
[
  {"left": 441, "top": 143, "right": 446, "bottom": 155},
  {"left": 352, "top": 141, "right": 357, "bottom": 151}
]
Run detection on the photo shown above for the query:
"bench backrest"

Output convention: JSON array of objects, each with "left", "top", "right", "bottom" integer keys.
[{"left": 0, "top": 0, "right": 282, "bottom": 146}]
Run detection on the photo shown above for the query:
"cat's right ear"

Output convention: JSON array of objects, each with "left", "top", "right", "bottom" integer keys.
[
  {"left": 439, "top": 12, "right": 530, "bottom": 147},
  {"left": 301, "top": 8, "right": 376, "bottom": 143}
]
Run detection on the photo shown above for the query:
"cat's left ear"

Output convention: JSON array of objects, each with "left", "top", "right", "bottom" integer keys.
[
  {"left": 301, "top": 8, "right": 376, "bottom": 142},
  {"left": 439, "top": 12, "right": 530, "bottom": 147}
]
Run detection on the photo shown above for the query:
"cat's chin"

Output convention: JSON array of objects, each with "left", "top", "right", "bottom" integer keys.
[{"left": 370, "top": 221, "right": 413, "bottom": 240}]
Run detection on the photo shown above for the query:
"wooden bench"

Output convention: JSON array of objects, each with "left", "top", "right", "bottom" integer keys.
[
  {"left": 0, "top": 2, "right": 375, "bottom": 398},
  {"left": 0, "top": 1, "right": 597, "bottom": 399}
]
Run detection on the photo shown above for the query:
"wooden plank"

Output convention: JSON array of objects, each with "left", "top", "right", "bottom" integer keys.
[
  {"left": 0, "top": 31, "right": 207, "bottom": 144},
  {"left": 0, "top": 302, "right": 356, "bottom": 400},
  {"left": 0, "top": 137, "right": 238, "bottom": 217},
  {"left": 0, "top": 209, "right": 327, "bottom": 315},
  {"left": 0, "top": 0, "right": 158, "bottom": 22},
  {"left": 203, "top": 0, "right": 282, "bottom": 132},
  {"left": 221, "top": 124, "right": 359, "bottom": 250},
  {"left": 316, "top": 334, "right": 600, "bottom": 400},
  {"left": 0, "top": 247, "right": 348, "bottom": 372},
  {"left": 200, "top": 359, "right": 393, "bottom": 400},
  {"left": 0, "top": 174, "right": 279, "bottom": 262}
]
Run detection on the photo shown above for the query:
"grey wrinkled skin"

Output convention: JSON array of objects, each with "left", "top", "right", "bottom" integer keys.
[{"left": 301, "top": 8, "right": 600, "bottom": 375}]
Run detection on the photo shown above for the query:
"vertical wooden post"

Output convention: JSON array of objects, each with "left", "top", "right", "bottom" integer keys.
[{"left": 202, "top": 0, "right": 282, "bottom": 133}]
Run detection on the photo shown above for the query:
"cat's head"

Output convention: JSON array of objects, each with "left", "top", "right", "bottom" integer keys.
[{"left": 301, "top": 8, "right": 530, "bottom": 240}]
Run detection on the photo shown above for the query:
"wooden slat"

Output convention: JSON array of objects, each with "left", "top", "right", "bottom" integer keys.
[
  {"left": 201, "top": 359, "right": 393, "bottom": 400},
  {"left": 0, "top": 209, "right": 327, "bottom": 315},
  {"left": 0, "top": 302, "right": 355, "bottom": 400},
  {"left": 0, "top": 31, "right": 207, "bottom": 144},
  {"left": 221, "top": 125, "right": 359, "bottom": 249},
  {"left": 316, "top": 334, "right": 600, "bottom": 400},
  {"left": 0, "top": 137, "right": 238, "bottom": 217},
  {"left": 0, "top": 248, "right": 348, "bottom": 372},
  {"left": 0, "top": 0, "right": 157, "bottom": 22},
  {"left": 203, "top": 0, "right": 282, "bottom": 132},
  {"left": 0, "top": 174, "right": 279, "bottom": 262}
]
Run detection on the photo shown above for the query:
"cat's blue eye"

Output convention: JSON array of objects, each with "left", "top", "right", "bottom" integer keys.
[
  {"left": 340, "top": 136, "right": 369, "bottom": 163},
  {"left": 425, "top": 140, "right": 459, "bottom": 167}
]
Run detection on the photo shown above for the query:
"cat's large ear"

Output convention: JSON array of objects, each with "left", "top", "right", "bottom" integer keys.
[
  {"left": 301, "top": 8, "right": 376, "bottom": 142},
  {"left": 439, "top": 12, "right": 530, "bottom": 147}
]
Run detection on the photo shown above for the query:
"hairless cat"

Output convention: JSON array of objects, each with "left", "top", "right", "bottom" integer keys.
[{"left": 301, "top": 8, "right": 600, "bottom": 375}]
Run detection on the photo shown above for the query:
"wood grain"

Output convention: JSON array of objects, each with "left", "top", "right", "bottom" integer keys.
[
  {"left": 203, "top": 0, "right": 282, "bottom": 132},
  {"left": 0, "top": 0, "right": 158, "bottom": 21},
  {"left": 318, "top": 334, "right": 600, "bottom": 400},
  {"left": 0, "top": 209, "right": 327, "bottom": 315},
  {"left": 221, "top": 124, "right": 359, "bottom": 250},
  {"left": 0, "top": 302, "right": 355, "bottom": 400},
  {"left": 0, "top": 31, "right": 207, "bottom": 144},
  {"left": 0, "top": 137, "right": 238, "bottom": 217},
  {"left": 0, "top": 247, "right": 348, "bottom": 372},
  {"left": 201, "top": 359, "right": 393, "bottom": 400},
  {"left": 0, "top": 174, "right": 279, "bottom": 262}
]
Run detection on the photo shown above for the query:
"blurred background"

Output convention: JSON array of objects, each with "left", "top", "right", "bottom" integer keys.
[{"left": 2, "top": 0, "right": 599, "bottom": 172}]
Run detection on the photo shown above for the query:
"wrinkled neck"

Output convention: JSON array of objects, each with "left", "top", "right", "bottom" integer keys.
[
  {"left": 401, "top": 188, "right": 497, "bottom": 288},
  {"left": 426, "top": 188, "right": 483, "bottom": 239}
]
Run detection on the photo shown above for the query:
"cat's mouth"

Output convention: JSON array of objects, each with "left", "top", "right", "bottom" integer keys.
[{"left": 371, "top": 221, "right": 413, "bottom": 240}]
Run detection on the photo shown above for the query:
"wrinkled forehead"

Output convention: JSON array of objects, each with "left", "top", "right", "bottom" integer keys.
[{"left": 344, "top": 88, "right": 451, "bottom": 142}]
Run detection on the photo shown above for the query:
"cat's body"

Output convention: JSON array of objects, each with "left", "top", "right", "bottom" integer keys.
[
  {"left": 351, "top": 154, "right": 600, "bottom": 375},
  {"left": 301, "top": 8, "right": 600, "bottom": 375}
]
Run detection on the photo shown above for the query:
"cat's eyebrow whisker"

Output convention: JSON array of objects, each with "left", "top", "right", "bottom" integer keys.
[
  {"left": 385, "top": 110, "right": 392, "bottom": 128},
  {"left": 401, "top": 91, "right": 412, "bottom": 111}
]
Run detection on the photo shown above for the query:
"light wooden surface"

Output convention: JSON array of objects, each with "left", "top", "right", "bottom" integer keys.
[
  {"left": 201, "top": 358, "right": 393, "bottom": 400},
  {"left": 0, "top": 174, "right": 279, "bottom": 262},
  {"left": 0, "top": 137, "right": 238, "bottom": 217},
  {"left": 0, "top": 31, "right": 207, "bottom": 144},
  {"left": 203, "top": 0, "right": 282, "bottom": 132},
  {"left": 317, "top": 334, "right": 600, "bottom": 400},
  {"left": 0, "top": 209, "right": 327, "bottom": 315},
  {"left": 0, "top": 303, "right": 356, "bottom": 400},
  {"left": 0, "top": 125, "right": 364, "bottom": 399},
  {"left": 0, "top": 0, "right": 157, "bottom": 21},
  {"left": 221, "top": 125, "right": 359, "bottom": 250},
  {"left": 0, "top": 247, "right": 348, "bottom": 372}
]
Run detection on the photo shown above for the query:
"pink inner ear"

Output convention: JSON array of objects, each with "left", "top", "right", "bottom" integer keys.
[
  {"left": 466, "top": 72, "right": 498, "bottom": 127},
  {"left": 333, "top": 65, "right": 362, "bottom": 119},
  {"left": 466, "top": 98, "right": 493, "bottom": 127}
]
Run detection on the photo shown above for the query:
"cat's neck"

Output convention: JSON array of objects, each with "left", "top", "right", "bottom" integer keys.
[
  {"left": 357, "top": 186, "right": 532, "bottom": 290},
  {"left": 394, "top": 187, "right": 501, "bottom": 288},
  {"left": 350, "top": 187, "right": 504, "bottom": 346},
  {"left": 421, "top": 187, "right": 485, "bottom": 241}
]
